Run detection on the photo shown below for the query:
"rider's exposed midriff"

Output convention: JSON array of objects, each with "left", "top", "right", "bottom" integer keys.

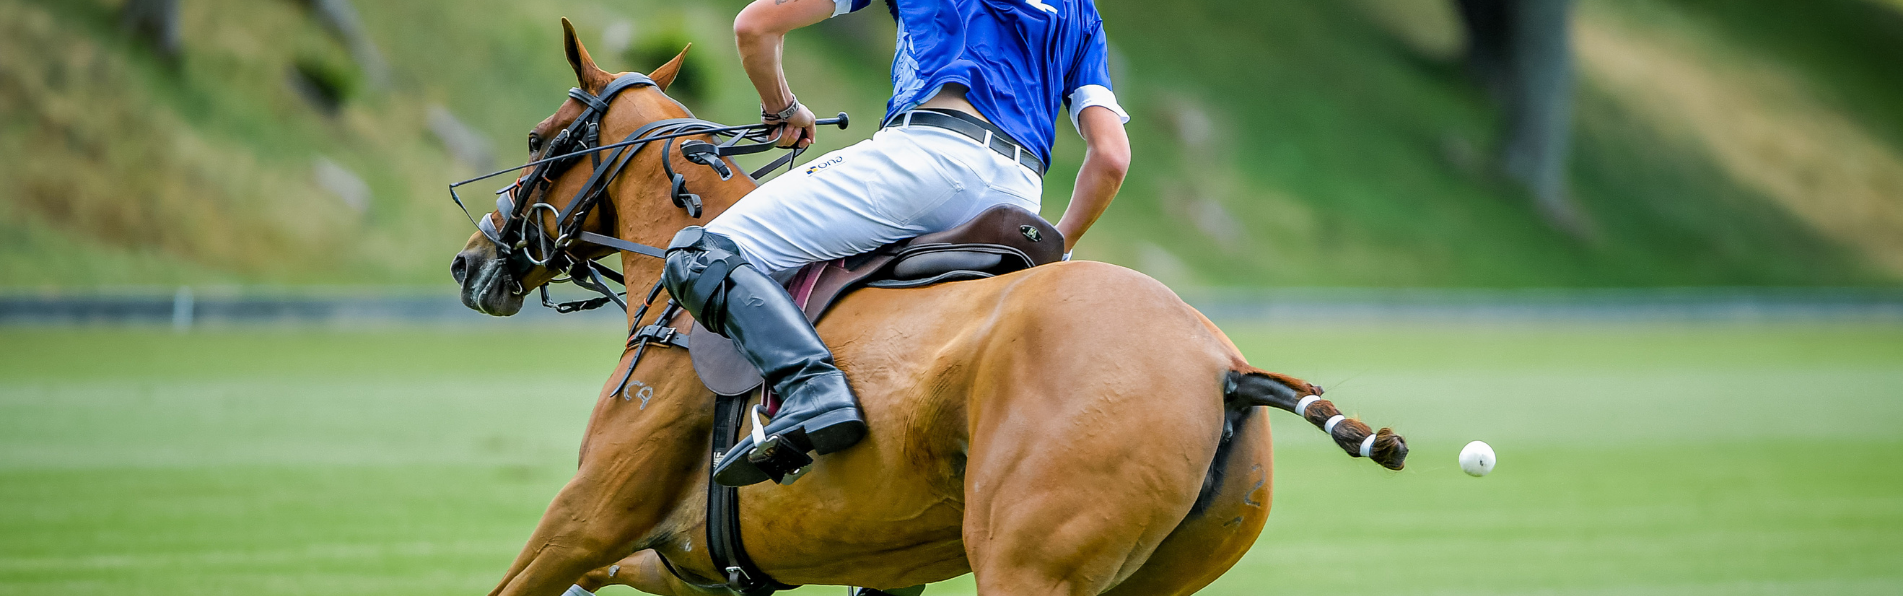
[{"left": 918, "top": 84, "right": 990, "bottom": 123}]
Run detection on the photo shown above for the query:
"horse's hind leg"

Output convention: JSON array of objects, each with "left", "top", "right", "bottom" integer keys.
[
  {"left": 1100, "top": 408, "right": 1272, "bottom": 596},
  {"left": 961, "top": 371, "right": 1226, "bottom": 595},
  {"left": 1101, "top": 368, "right": 1407, "bottom": 595}
]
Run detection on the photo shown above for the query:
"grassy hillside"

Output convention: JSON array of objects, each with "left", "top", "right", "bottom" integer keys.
[{"left": 2, "top": 0, "right": 1901, "bottom": 288}]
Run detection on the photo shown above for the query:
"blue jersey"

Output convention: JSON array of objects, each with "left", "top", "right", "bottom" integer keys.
[{"left": 833, "top": 0, "right": 1128, "bottom": 165}]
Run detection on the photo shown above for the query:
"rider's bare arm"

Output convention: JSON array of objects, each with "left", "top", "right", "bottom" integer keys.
[
  {"left": 734, "top": 0, "right": 830, "bottom": 148},
  {"left": 1058, "top": 105, "right": 1130, "bottom": 253}
]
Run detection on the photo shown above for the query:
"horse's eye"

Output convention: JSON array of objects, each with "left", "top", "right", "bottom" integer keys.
[{"left": 528, "top": 133, "right": 543, "bottom": 154}]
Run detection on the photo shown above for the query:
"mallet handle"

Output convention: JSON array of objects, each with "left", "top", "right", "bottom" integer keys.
[{"left": 815, "top": 112, "right": 850, "bottom": 130}]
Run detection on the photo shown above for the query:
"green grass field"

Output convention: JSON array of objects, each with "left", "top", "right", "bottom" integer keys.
[{"left": 2, "top": 322, "right": 1901, "bottom": 595}]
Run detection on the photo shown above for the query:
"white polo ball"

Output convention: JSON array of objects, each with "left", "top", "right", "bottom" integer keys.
[{"left": 1459, "top": 441, "right": 1495, "bottom": 477}]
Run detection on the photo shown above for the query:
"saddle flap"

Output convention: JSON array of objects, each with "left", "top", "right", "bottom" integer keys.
[
  {"left": 689, "top": 321, "right": 765, "bottom": 397},
  {"left": 800, "top": 255, "right": 897, "bottom": 321}
]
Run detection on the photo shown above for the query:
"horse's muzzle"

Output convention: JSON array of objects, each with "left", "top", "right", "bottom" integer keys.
[{"left": 453, "top": 247, "right": 525, "bottom": 316}]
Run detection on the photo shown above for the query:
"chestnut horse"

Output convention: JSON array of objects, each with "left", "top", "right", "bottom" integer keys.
[{"left": 450, "top": 21, "right": 1406, "bottom": 596}]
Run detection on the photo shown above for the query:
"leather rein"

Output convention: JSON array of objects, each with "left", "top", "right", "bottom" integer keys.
[
  {"left": 447, "top": 75, "right": 848, "bottom": 596},
  {"left": 446, "top": 72, "right": 845, "bottom": 315}
]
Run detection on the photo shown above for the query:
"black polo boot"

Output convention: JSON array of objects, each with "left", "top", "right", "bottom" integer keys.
[{"left": 662, "top": 227, "right": 867, "bottom": 487}]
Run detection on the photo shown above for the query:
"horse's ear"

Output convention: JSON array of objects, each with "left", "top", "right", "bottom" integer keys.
[
  {"left": 650, "top": 44, "right": 692, "bottom": 92},
  {"left": 560, "top": 18, "right": 613, "bottom": 93}
]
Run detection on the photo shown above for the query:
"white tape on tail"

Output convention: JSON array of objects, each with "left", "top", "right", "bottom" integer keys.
[
  {"left": 1358, "top": 435, "right": 1376, "bottom": 458},
  {"left": 1294, "top": 395, "right": 1321, "bottom": 418},
  {"left": 1323, "top": 415, "right": 1345, "bottom": 435}
]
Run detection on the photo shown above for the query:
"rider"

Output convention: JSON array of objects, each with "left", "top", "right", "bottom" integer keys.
[{"left": 664, "top": 0, "right": 1131, "bottom": 487}]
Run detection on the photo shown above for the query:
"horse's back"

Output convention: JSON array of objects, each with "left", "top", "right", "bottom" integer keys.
[{"left": 832, "top": 260, "right": 1240, "bottom": 444}]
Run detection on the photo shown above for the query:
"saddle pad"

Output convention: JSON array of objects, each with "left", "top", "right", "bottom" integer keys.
[
  {"left": 687, "top": 260, "right": 835, "bottom": 397},
  {"left": 689, "top": 320, "right": 765, "bottom": 397},
  {"left": 686, "top": 204, "right": 1059, "bottom": 397}
]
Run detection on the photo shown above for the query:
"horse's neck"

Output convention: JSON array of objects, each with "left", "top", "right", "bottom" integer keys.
[
  {"left": 614, "top": 159, "right": 758, "bottom": 329},
  {"left": 688, "top": 158, "right": 758, "bottom": 221}
]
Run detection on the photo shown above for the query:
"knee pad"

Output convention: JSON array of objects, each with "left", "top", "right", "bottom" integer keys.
[{"left": 662, "top": 227, "right": 753, "bottom": 332}]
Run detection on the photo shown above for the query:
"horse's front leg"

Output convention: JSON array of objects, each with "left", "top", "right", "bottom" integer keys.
[
  {"left": 488, "top": 358, "right": 712, "bottom": 596},
  {"left": 575, "top": 550, "right": 730, "bottom": 596}
]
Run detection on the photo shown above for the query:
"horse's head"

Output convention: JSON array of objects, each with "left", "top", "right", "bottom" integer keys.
[{"left": 451, "top": 18, "right": 697, "bottom": 315}]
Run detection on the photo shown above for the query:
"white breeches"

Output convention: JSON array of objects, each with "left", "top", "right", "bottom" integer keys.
[{"left": 705, "top": 122, "right": 1044, "bottom": 277}]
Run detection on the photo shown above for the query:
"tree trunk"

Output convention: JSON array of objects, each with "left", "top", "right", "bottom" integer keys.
[
  {"left": 1455, "top": 0, "right": 1585, "bottom": 236},
  {"left": 118, "top": 0, "right": 181, "bottom": 61},
  {"left": 304, "top": 0, "right": 390, "bottom": 90}
]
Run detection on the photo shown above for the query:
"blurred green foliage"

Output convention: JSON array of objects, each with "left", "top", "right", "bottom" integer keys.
[
  {"left": 291, "top": 49, "right": 361, "bottom": 111},
  {"left": 623, "top": 13, "right": 710, "bottom": 106},
  {"left": 0, "top": 0, "right": 1900, "bottom": 288}
]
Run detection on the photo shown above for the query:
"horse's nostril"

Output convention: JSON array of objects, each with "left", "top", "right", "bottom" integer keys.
[{"left": 451, "top": 255, "right": 469, "bottom": 285}]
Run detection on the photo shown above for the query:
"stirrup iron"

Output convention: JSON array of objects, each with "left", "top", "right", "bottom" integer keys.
[{"left": 747, "top": 404, "right": 813, "bottom": 485}]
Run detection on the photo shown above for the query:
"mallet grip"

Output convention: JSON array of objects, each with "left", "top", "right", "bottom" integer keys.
[{"left": 815, "top": 112, "right": 849, "bottom": 130}]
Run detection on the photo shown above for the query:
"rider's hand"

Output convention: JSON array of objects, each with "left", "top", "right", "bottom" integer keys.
[{"left": 766, "top": 103, "right": 817, "bottom": 149}]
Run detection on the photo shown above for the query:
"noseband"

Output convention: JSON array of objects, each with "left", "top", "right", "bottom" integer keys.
[{"left": 447, "top": 72, "right": 846, "bottom": 313}]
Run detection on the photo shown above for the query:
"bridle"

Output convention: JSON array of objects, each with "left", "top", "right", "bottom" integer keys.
[
  {"left": 447, "top": 71, "right": 846, "bottom": 314},
  {"left": 449, "top": 72, "right": 852, "bottom": 596}
]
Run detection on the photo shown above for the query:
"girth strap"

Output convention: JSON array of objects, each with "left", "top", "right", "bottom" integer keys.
[{"left": 709, "top": 392, "right": 798, "bottom": 596}]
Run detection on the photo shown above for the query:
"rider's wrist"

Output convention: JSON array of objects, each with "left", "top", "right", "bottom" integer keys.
[{"left": 762, "top": 95, "right": 800, "bottom": 122}]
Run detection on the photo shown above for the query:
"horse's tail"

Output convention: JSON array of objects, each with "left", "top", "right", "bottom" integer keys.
[{"left": 1223, "top": 368, "right": 1408, "bottom": 470}]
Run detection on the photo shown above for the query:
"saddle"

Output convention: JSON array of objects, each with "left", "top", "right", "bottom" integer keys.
[
  {"left": 676, "top": 205, "right": 1061, "bottom": 596},
  {"left": 688, "top": 204, "right": 1064, "bottom": 396}
]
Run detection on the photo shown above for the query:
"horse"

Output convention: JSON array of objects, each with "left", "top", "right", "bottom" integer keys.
[{"left": 449, "top": 20, "right": 1407, "bottom": 596}]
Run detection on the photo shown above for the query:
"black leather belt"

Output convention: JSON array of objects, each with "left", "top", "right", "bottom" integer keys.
[{"left": 888, "top": 109, "right": 1046, "bottom": 176}]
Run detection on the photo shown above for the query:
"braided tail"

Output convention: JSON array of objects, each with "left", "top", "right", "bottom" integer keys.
[{"left": 1223, "top": 369, "right": 1408, "bottom": 470}]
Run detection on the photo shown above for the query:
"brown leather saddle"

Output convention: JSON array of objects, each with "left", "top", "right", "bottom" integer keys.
[{"left": 689, "top": 204, "right": 1064, "bottom": 396}]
